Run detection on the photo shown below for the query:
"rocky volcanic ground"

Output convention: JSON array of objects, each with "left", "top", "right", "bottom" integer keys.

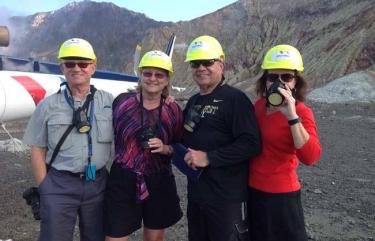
[{"left": 0, "top": 101, "right": 374, "bottom": 241}]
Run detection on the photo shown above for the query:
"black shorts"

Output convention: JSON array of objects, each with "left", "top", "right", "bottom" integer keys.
[
  {"left": 248, "top": 187, "right": 308, "bottom": 241},
  {"left": 104, "top": 162, "right": 183, "bottom": 238},
  {"left": 187, "top": 200, "right": 249, "bottom": 241}
]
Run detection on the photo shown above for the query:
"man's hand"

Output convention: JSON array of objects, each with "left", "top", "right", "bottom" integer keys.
[
  {"left": 184, "top": 148, "right": 209, "bottom": 170},
  {"left": 164, "top": 95, "right": 175, "bottom": 105}
]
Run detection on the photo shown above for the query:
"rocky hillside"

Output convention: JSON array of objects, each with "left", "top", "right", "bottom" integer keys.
[
  {"left": 1, "top": 0, "right": 374, "bottom": 95},
  {"left": 2, "top": 1, "right": 170, "bottom": 71},
  {"left": 143, "top": 0, "right": 375, "bottom": 94}
]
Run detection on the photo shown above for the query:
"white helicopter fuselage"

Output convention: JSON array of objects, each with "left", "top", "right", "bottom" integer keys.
[
  {"left": 0, "top": 27, "right": 181, "bottom": 124},
  {"left": 0, "top": 70, "right": 138, "bottom": 122}
]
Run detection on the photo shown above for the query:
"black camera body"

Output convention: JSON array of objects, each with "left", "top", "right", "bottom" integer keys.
[
  {"left": 138, "top": 126, "right": 156, "bottom": 149},
  {"left": 22, "top": 187, "right": 41, "bottom": 220},
  {"left": 266, "top": 81, "right": 286, "bottom": 107},
  {"left": 184, "top": 106, "right": 202, "bottom": 132},
  {"left": 73, "top": 107, "right": 91, "bottom": 133}
]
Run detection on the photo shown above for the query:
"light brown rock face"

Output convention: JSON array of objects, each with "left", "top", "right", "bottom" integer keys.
[
  {"left": 141, "top": 0, "right": 375, "bottom": 95},
  {"left": 1, "top": 0, "right": 374, "bottom": 95}
]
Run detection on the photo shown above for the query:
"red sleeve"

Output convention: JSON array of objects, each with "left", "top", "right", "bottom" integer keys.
[{"left": 296, "top": 105, "right": 322, "bottom": 165}]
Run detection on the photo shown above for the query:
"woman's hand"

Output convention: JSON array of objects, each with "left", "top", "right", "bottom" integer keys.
[
  {"left": 149, "top": 138, "right": 172, "bottom": 155},
  {"left": 277, "top": 85, "right": 298, "bottom": 120}
]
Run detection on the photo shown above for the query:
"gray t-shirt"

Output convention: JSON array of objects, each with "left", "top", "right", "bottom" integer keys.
[{"left": 23, "top": 88, "right": 114, "bottom": 173}]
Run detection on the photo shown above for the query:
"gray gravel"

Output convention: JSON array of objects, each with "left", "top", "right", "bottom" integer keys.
[{"left": 0, "top": 101, "right": 374, "bottom": 241}]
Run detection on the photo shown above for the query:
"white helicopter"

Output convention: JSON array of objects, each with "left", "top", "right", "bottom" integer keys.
[{"left": 0, "top": 26, "right": 181, "bottom": 151}]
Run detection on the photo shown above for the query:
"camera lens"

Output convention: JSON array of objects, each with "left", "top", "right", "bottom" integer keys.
[
  {"left": 138, "top": 126, "right": 156, "bottom": 149},
  {"left": 141, "top": 139, "right": 151, "bottom": 149}
]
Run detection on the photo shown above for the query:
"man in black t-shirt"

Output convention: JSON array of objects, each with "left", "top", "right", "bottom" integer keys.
[{"left": 182, "top": 35, "right": 261, "bottom": 241}]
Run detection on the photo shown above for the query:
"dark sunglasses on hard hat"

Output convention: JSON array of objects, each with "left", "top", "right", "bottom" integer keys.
[
  {"left": 267, "top": 73, "right": 295, "bottom": 83},
  {"left": 63, "top": 62, "right": 92, "bottom": 69},
  {"left": 190, "top": 59, "right": 219, "bottom": 69}
]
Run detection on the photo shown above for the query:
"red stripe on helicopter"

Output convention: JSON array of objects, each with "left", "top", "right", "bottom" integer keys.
[{"left": 12, "top": 76, "right": 46, "bottom": 105}]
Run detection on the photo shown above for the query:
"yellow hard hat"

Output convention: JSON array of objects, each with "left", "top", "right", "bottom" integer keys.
[
  {"left": 185, "top": 35, "right": 225, "bottom": 62},
  {"left": 58, "top": 38, "right": 97, "bottom": 62},
  {"left": 138, "top": 50, "right": 173, "bottom": 75},
  {"left": 261, "top": 44, "right": 304, "bottom": 72}
]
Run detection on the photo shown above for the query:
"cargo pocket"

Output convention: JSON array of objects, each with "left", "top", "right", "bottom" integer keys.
[
  {"left": 47, "top": 116, "right": 73, "bottom": 151},
  {"left": 95, "top": 112, "right": 113, "bottom": 142},
  {"left": 229, "top": 220, "right": 249, "bottom": 241}
]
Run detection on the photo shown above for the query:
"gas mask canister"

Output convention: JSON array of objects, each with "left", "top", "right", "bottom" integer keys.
[
  {"left": 184, "top": 106, "right": 202, "bottom": 132},
  {"left": 73, "top": 107, "right": 91, "bottom": 133},
  {"left": 266, "top": 81, "right": 286, "bottom": 107},
  {"left": 62, "top": 84, "right": 96, "bottom": 134}
]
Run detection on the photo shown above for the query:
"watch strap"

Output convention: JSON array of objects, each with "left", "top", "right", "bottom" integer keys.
[{"left": 288, "top": 117, "right": 300, "bottom": 126}]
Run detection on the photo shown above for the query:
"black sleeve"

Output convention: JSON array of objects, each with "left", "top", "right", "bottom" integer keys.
[{"left": 207, "top": 92, "right": 261, "bottom": 167}]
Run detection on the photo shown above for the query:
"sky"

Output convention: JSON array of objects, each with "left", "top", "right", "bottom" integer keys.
[{"left": 0, "top": 0, "right": 238, "bottom": 22}]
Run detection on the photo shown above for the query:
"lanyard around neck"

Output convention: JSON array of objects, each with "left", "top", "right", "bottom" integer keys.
[{"left": 63, "top": 86, "right": 96, "bottom": 163}]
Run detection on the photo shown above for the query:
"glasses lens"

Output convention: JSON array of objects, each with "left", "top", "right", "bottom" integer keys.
[
  {"left": 190, "top": 62, "right": 199, "bottom": 68},
  {"left": 267, "top": 74, "right": 280, "bottom": 82},
  {"left": 64, "top": 62, "right": 90, "bottom": 68},
  {"left": 280, "top": 74, "right": 294, "bottom": 82},
  {"left": 77, "top": 63, "right": 90, "bottom": 68},
  {"left": 267, "top": 73, "right": 295, "bottom": 82},
  {"left": 190, "top": 59, "right": 216, "bottom": 68},
  {"left": 64, "top": 62, "right": 76, "bottom": 68},
  {"left": 142, "top": 72, "right": 153, "bottom": 78},
  {"left": 154, "top": 73, "right": 166, "bottom": 79},
  {"left": 142, "top": 72, "right": 166, "bottom": 79}
]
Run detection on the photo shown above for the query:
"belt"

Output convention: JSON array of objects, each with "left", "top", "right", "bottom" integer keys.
[{"left": 52, "top": 167, "right": 106, "bottom": 179}]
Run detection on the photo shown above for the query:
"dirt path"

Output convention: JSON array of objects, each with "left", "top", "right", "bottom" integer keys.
[{"left": 0, "top": 102, "right": 374, "bottom": 241}]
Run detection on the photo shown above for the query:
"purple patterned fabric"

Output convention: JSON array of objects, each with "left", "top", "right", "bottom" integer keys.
[{"left": 112, "top": 93, "right": 183, "bottom": 201}]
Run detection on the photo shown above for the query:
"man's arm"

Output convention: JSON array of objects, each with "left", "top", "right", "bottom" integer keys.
[
  {"left": 208, "top": 92, "right": 261, "bottom": 167},
  {"left": 31, "top": 146, "right": 48, "bottom": 185}
]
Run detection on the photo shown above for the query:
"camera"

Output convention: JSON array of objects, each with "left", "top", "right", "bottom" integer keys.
[
  {"left": 73, "top": 107, "right": 91, "bottom": 133},
  {"left": 22, "top": 187, "right": 41, "bottom": 220},
  {"left": 138, "top": 126, "right": 156, "bottom": 149},
  {"left": 266, "top": 81, "right": 286, "bottom": 107},
  {"left": 184, "top": 106, "right": 202, "bottom": 132}
]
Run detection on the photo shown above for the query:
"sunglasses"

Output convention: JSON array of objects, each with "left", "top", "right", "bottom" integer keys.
[
  {"left": 190, "top": 59, "right": 218, "bottom": 69},
  {"left": 267, "top": 73, "right": 295, "bottom": 83},
  {"left": 142, "top": 71, "right": 167, "bottom": 79},
  {"left": 63, "top": 62, "right": 92, "bottom": 69}
]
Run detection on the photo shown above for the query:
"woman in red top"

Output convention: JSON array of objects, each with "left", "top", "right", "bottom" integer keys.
[{"left": 248, "top": 45, "right": 322, "bottom": 241}]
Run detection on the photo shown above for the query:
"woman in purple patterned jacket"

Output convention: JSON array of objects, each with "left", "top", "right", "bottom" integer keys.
[{"left": 104, "top": 50, "right": 183, "bottom": 241}]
